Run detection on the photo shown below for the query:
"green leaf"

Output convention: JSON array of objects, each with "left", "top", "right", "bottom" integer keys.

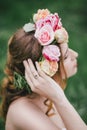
[{"left": 14, "top": 72, "right": 32, "bottom": 94}]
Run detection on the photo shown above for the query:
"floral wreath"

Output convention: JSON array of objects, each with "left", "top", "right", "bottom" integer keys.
[
  {"left": 23, "top": 9, "right": 69, "bottom": 77},
  {"left": 14, "top": 9, "right": 69, "bottom": 93}
]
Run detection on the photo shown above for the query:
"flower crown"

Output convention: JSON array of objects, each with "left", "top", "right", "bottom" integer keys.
[{"left": 23, "top": 9, "right": 69, "bottom": 77}]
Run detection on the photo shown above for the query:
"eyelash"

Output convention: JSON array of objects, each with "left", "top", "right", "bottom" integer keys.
[{"left": 64, "top": 55, "right": 68, "bottom": 60}]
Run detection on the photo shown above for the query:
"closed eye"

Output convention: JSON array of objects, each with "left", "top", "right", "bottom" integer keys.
[{"left": 64, "top": 55, "right": 68, "bottom": 60}]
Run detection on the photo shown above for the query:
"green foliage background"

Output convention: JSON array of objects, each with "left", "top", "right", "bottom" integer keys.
[{"left": 0, "top": 0, "right": 87, "bottom": 129}]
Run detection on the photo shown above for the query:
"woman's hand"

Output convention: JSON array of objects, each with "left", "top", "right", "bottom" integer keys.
[{"left": 23, "top": 59, "right": 65, "bottom": 102}]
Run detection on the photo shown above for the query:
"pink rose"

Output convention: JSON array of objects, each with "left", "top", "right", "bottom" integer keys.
[
  {"left": 35, "top": 13, "right": 62, "bottom": 31},
  {"left": 44, "top": 13, "right": 62, "bottom": 31},
  {"left": 42, "top": 45, "right": 61, "bottom": 61},
  {"left": 39, "top": 59, "right": 58, "bottom": 77},
  {"left": 34, "top": 25, "right": 54, "bottom": 46},
  {"left": 55, "top": 27, "right": 69, "bottom": 44},
  {"left": 35, "top": 18, "right": 45, "bottom": 30}
]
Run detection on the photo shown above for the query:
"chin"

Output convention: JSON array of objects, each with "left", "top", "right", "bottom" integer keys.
[
  {"left": 68, "top": 69, "right": 78, "bottom": 78},
  {"left": 73, "top": 68, "right": 78, "bottom": 75}
]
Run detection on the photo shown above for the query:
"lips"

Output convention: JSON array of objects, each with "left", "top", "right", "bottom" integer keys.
[
  {"left": 74, "top": 60, "right": 77, "bottom": 67},
  {"left": 75, "top": 63, "right": 77, "bottom": 67}
]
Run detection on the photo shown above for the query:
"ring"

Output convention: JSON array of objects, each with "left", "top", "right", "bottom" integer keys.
[{"left": 34, "top": 74, "right": 38, "bottom": 79}]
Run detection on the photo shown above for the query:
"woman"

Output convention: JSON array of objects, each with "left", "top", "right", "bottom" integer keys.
[{"left": 1, "top": 9, "right": 87, "bottom": 130}]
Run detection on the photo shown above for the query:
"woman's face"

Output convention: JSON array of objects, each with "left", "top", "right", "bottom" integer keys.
[{"left": 60, "top": 43, "right": 78, "bottom": 78}]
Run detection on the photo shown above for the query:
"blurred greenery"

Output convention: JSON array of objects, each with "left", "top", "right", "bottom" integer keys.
[{"left": 0, "top": 0, "right": 87, "bottom": 129}]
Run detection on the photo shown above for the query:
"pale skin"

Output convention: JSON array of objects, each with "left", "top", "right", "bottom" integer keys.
[{"left": 6, "top": 43, "right": 87, "bottom": 130}]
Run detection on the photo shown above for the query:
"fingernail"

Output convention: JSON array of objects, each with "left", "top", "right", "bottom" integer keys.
[
  {"left": 23, "top": 60, "right": 26, "bottom": 64},
  {"left": 35, "top": 61, "right": 38, "bottom": 64},
  {"left": 28, "top": 58, "right": 31, "bottom": 62},
  {"left": 23, "top": 60, "right": 27, "bottom": 66}
]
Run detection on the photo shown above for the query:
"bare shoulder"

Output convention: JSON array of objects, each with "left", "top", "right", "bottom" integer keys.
[
  {"left": 6, "top": 97, "right": 59, "bottom": 130},
  {"left": 7, "top": 96, "right": 40, "bottom": 122},
  {"left": 6, "top": 97, "right": 33, "bottom": 129}
]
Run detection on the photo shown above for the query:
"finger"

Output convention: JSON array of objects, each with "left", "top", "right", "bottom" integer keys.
[
  {"left": 23, "top": 60, "right": 29, "bottom": 71},
  {"left": 24, "top": 60, "right": 45, "bottom": 94},
  {"left": 28, "top": 59, "right": 39, "bottom": 79},
  {"left": 25, "top": 70, "right": 43, "bottom": 93},
  {"left": 25, "top": 71, "right": 39, "bottom": 92},
  {"left": 23, "top": 60, "right": 36, "bottom": 82},
  {"left": 25, "top": 70, "right": 34, "bottom": 88}
]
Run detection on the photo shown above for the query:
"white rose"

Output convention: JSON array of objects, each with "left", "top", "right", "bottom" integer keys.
[
  {"left": 39, "top": 59, "right": 58, "bottom": 77},
  {"left": 55, "top": 27, "right": 69, "bottom": 44},
  {"left": 23, "top": 23, "right": 35, "bottom": 32}
]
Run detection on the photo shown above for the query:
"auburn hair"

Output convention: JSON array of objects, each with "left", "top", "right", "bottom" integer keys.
[{"left": 0, "top": 28, "right": 66, "bottom": 121}]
